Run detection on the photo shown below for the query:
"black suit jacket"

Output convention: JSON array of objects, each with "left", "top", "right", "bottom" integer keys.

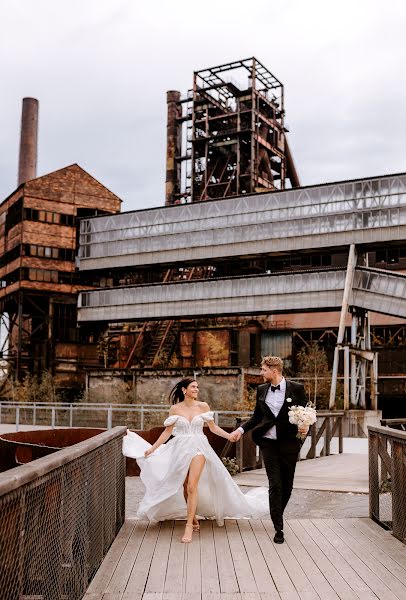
[{"left": 241, "top": 379, "right": 307, "bottom": 446}]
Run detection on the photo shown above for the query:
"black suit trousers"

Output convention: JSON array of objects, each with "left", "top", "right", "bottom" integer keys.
[{"left": 261, "top": 438, "right": 300, "bottom": 532}]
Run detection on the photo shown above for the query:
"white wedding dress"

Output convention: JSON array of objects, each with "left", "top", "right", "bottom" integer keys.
[{"left": 122, "top": 411, "right": 269, "bottom": 525}]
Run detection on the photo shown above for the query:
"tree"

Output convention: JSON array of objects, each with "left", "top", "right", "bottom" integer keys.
[{"left": 297, "top": 342, "right": 334, "bottom": 409}]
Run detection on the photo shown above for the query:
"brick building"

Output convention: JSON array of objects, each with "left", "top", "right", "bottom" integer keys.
[{"left": 0, "top": 164, "right": 120, "bottom": 392}]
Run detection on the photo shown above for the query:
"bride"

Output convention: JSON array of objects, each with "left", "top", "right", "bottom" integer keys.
[{"left": 122, "top": 378, "right": 269, "bottom": 543}]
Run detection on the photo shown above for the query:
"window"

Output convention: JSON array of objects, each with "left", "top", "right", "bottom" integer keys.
[
  {"left": 23, "top": 208, "right": 75, "bottom": 227},
  {"left": 5, "top": 197, "right": 23, "bottom": 232}
]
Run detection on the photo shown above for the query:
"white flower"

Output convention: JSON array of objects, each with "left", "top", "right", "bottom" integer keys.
[
  {"left": 286, "top": 397, "right": 292, "bottom": 403},
  {"left": 288, "top": 403, "right": 317, "bottom": 440}
]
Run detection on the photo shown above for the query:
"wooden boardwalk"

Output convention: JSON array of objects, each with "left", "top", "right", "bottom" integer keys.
[{"left": 84, "top": 518, "right": 406, "bottom": 600}]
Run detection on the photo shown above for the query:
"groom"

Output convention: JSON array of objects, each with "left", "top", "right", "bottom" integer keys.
[{"left": 230, "top": 355, "right": 308, "bottom": 543}]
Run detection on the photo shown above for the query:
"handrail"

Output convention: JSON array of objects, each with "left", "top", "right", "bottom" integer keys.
[
  {"left": 380, "top": 418, "right": 406, "bottom": 430},
  {"left": 0, "top": 426, "right": 126, "bottom": 496},
  {"left": 306, "top": 411, "right": 344, "bottom": 459},
  {"left": 0, "top": 402, "right": 253, "bottom": 431},
  {"left": 0, "top": 426, "right": 126, "bottom": 599},
  {"left": 368, "top": 425, "right": 406, "bottom": 543}
]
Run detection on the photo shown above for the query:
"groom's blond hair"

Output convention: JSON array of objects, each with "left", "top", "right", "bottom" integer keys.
[{"left": 261, "top": 356, "right": 283, "bottom": 372}]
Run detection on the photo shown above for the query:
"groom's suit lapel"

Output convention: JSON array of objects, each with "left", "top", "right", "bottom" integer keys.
[
  {"left": 275, "top": 379, "right": 292, "bottom": 421},
  {"left": 259, "top": 383, "right": 273, "bottom": 418}
]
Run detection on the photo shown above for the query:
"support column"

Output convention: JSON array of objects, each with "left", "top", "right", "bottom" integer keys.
[
  {"left": 351, "top": 312, "right": 357, "bottom": 404},
  {"left": 329, "top": 244, "right": 357, "bottom": 408},
  {"left": 344, "top": 346, "right": 350, "bottom": 410}
]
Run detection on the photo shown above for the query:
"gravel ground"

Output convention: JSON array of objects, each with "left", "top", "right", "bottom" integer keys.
[{"left": 125, "top": 476, "right": 369, "bottom": 520}]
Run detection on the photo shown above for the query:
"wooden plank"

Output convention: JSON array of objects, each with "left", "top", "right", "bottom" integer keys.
[
  {"left": 336, "top": 518, "right": 406, "bottom": 586},
  {"left": 84, "top": 520, "right": 137, "bottom": 596},
  {"left": 311, "top": 519, "right": 398, "bottom": 600},
  {"left": 261, "top": 520, "right": 319, "bottom": 600},
  {"left": 164, "top": 521, "right": 186, "bottom": 594},
  {"left": 237, "top": 520, "right": 280, "bottom": 597},
  {"left": 225, "top": 519, "right": 258, "bottom": 593},
  {"left": 144, "top": 521, "right": 174, "bottom": 593},
  {"left": 213, "top": 521, "right": 239, "bottom": 593},
  {"left": 102, "top": 594, "right": 137, "bottom": 600},
  {"left": 200, "top": 520, "right": 220, "bottom": 595},
  {"left": 283, "top": 522, "right": 338, "bottom": 600},
  {"left": 122, "top": 522, "right": 161, "bottom": 599},
  {"left": 297, "top": 519, "right": 377, "bottom": 599},
  {"left": 323, "top": 519, "right": 406, "bottom": 599},
  {"left": 184, "top": 522, "right": 202, "bottom": 595},
  {"left": 249, "top": 521, "right": 299, "bottom": 599},
  {"left": 286, "top": 520, "right": 357, "bottom": 600},
  {"left": 103, "top": 521, "right": 149, "bottom": 595},
  {"left": 352, "top": 518, "right": 406, "bottom": 568}
]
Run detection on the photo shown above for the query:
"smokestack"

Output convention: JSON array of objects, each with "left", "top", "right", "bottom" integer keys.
[
  {"left": 17, "top": 97, "right": 39, "bottom": 186},
  {"left": 165, "top": 90, "right": 182, "bottom": 205}
]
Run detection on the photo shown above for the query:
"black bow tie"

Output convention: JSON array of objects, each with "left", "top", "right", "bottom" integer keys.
[{"left": 271, "top": 385, "right": 280, "bottom": 392}]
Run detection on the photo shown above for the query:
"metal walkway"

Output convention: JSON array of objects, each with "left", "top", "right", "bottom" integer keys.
[
  {"left": 78, "top": 172, "right": 406, "bottom": 270},
  {"left": 78, "top": 266, "right": 406, "bottom": 322},
  {"left": 83, "top": 517, "right": 406, "bottom": 600}
]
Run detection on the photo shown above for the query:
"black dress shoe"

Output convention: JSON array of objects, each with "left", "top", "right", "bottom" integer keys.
[{"left": 274, "top": 530, "right": 284, "bottom": 544}]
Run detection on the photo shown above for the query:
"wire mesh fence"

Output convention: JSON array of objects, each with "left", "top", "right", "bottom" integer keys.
[
  {"left": 0, "top": 426, "right": 126, "bottom": 600},
  {"left": 369, "top": 425, "right": 406, "bottom": 544}
]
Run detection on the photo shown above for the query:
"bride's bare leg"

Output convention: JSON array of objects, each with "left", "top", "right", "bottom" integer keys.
[
  {"left": 182, "top": 455, "right": 206, "bottom": 543},
  {"left": 183, "top": 474, "right": 199, "bottom": 530}
]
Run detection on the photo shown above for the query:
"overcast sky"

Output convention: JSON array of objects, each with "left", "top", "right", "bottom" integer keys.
[{"left": 1, "top": 0, "right": 406, "bottom": 212}]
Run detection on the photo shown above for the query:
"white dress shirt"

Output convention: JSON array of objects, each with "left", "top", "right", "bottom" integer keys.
[
  {"left": 238, "top": 377, "right": 286, "bottom": 440},
  {"left": 263, "top": 377, "right": 286, "bottom": 440}
]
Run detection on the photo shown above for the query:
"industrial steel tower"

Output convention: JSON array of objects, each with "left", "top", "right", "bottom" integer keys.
[{"left": 165, "top": 57, "right": 300, "bottom": 205}]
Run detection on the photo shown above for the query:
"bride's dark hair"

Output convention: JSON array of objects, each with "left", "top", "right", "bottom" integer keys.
[{"left": 169, "top": 378, "right": 196, "bottom": 404}]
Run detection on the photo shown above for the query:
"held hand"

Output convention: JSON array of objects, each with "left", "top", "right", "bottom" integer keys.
[
  {"left": 144, "top": 448, "right": 154, "bottom": 457},
  {"left": 298, "top": 426, "right": 309, "bottom": 436},
  {"left": 229, "top": 430, "right": 242, "bottom": 443}
]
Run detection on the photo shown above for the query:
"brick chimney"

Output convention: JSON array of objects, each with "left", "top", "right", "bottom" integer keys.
[{"left": 17, "top": 97, "right": 39, "bottom": 186}]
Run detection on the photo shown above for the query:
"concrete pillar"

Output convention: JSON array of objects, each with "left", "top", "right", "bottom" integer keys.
[
  {"left": 165, "top": 91, "right": 182, "bottom": 205},
  {"left": 18, "top": 97, "right": 39, "bottom": 186}
]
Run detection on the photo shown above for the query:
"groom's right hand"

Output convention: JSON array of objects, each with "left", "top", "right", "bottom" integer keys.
[{"left": 229, "top": 429, "right": 242, "bottom": 442}]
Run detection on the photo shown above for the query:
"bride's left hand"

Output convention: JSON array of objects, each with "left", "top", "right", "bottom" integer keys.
[{"left": 144, "top": 448, "right": 154, "bottom": 457}]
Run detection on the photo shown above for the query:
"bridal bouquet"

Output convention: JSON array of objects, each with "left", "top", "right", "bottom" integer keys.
[{"left": 288, "top": 402, "right": 317, "bottom": 440}]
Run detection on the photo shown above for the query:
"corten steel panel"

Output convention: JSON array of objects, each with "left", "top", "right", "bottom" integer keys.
[
  {"left": 78, "top": 173, "right": 406, "bottom": 270},
  {"left": 78, "top": 267, "right": 406, "bottom": 322}
]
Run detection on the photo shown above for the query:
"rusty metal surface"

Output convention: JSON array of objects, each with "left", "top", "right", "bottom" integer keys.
[{"left": 0, "top": 428, "right": 105, "bottom": 472}]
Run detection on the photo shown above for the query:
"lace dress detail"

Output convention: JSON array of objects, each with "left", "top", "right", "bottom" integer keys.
[{"left": 123, "top": 411, "right": 269, "bottom": 524}]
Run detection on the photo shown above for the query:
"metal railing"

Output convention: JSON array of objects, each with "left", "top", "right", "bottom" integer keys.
[
  {"left": 0, "top": 401, "right": 253, "bottom": 431},
  {"left": 306, "top": 411, "right": 344, "bottom": 459},
  {"left": 380, "top": 418, "right": 406, "bottom": 431},
  {"left": 0, "top": 426, "right": 126, "bottom": 600},
  {"left": 368, "top": 425, "right": 406, "bottom": 544}
]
